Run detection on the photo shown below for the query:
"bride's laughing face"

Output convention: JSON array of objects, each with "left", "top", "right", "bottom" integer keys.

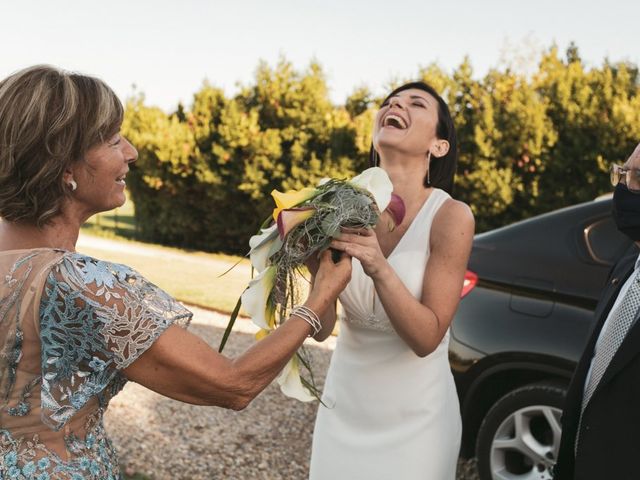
[{"left": 373, "top": 88, "right": 444, "bottom": 159}]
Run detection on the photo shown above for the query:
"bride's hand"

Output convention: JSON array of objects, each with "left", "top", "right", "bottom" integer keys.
[{"left": 330, "top": 227, "right": 388, "bottom": 279}]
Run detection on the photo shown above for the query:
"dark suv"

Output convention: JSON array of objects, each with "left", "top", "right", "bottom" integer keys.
[{"left": 450, "top": 196, "right": 636, "bottom": 480}]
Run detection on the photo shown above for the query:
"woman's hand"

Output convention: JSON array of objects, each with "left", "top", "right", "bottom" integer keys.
[
  {"left": 304, "top": 249, "right": 351, "bottom": 340},
  {"left": 308, "top": 248, "right": 352, "bottom": 307},
  {"left": 302, "top": 249, "right": 349, "bottom": 341},
  {"left": 330, "top": 227, "right": 387, "bottom": 279},
  {"left": 125, "top": 251, "right": 350, "bottom": 411},
  {"left": 304, "top": 250, "right": 320, "bottom": 277}
]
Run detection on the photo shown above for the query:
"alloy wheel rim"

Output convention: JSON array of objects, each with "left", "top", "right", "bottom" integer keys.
[{"left": 489, "top": 404, "right": 562, "bottom": 480}]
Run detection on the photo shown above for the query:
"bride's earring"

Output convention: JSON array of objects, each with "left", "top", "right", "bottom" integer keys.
[
  {"left": 68, "top": 179, "right": 77, "bottom": 191},
  {"left": 426, "top": 151, "right": 432, "bottom": 187}
]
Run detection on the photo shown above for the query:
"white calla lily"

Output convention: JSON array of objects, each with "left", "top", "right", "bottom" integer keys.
[
  {"left": 349, "top": 167, "right": 393, "bottom": 211},
  {"left": 277, "top": 356, "right": 316, "bottom": 402},
  {"left": 249, "top": 225, "right": 283, "bottom": 272},
  {"left": 241, "top": 266, "right": 277, "bottom": 330}
]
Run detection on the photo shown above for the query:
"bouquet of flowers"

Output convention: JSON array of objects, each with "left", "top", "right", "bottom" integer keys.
[{"left": 219, "top": 167, "right": 405, "bottom": 401}]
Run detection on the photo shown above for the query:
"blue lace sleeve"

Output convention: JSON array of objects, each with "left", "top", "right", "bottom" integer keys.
[{"left": 38, "top": 252, "right": 192, "bottom": 430}]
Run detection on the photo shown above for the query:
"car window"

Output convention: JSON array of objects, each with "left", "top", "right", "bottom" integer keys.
[{"left": 584, "top": 217, "right": 630, "bottom": 265}]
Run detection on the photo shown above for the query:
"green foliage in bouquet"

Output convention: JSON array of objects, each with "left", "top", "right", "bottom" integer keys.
[{"left": 218, "top": 168, "right": 404, "bottom": 401}]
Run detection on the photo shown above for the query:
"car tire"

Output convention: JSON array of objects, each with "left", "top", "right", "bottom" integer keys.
[{"left": 475, "top": 381, "right": 566, "bottom": 480}]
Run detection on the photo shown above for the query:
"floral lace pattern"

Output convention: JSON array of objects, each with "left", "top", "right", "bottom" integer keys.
[
  {"left": 39, "top": 253, "right": 192, "bottom": 430},
  {"left": 0, "top": 409, "right": 121, "bottom": 480},
  {"left": 0, "top": 251, "right": 192, "bottom": 478}
]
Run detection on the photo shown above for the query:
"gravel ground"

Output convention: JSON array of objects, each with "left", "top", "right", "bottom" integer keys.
[{"left": 105, "top": 306, "right": 480, "bottom": 480}]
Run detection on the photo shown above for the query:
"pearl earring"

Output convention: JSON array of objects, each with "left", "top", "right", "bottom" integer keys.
[{"left": 68, "top": 179, "right": 77, "bottom": 191}]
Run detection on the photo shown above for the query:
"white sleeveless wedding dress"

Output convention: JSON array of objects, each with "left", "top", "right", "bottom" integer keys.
[{"left": 309, "top": 188, "right": 462, "bottom": 480}]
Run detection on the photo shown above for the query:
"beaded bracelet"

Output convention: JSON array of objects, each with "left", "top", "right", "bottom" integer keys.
[{"left": 291, "top": 305, "right": 322, "bottom": 337}]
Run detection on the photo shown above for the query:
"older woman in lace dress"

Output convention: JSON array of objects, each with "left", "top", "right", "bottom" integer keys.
[{"left": 0, "top": 65, "right": 351, "bottom": 479}]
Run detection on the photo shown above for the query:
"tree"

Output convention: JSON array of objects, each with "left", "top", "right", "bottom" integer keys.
[{"left": 122, "top": 49, "right": 640, "bottom": 252}]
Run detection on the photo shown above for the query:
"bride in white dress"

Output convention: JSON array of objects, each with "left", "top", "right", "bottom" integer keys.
[{"left": 309, "top": 82, "right": 475, "bottom": 480}]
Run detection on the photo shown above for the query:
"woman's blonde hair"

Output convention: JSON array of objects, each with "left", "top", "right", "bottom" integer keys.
[{"left": 0, "top": 65, "right": 123, "bottom": 226}]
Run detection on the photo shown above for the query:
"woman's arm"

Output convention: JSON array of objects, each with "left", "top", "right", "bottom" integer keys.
[
  {"left": 330, "top": 199, "right": 474, "bottom": 357},
  {"left": 123, "top": 250, "right": 351, "bottom": 410},
  {"left": 305, "top": 254, "right": 338, "bottom": 342},
  {"left": 311, "top": 298, "right": 337, "bottom": 342}
]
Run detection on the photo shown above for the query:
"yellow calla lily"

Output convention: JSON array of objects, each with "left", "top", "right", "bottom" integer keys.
[
  {"left": 241, "top": 266, "right": 277, "bottom": 330},
  {"left": 277, "top": 356, "right": 316, "bottom": 402},
  {"left": 271, "top": 187, "right": 318, "bottom": 221},
  {"left": 255, "top": 329, "right": 271, "bottom": 341}
]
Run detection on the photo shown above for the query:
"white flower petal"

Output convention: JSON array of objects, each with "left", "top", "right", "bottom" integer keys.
[
  {"left": 249, "top": 225, "right": 282, "bottom": 272},
  {"left": 249, "top": 224, "right": 277, "bottom": 250},
  {"left": 241, "top": 266, "right": 276, "bottom": 329},
  {"left": 277, "top": 357, "right": 316, "bottom": 402},
  {"left": 349, "top": 167, "right": 393, "bottom": 211}
]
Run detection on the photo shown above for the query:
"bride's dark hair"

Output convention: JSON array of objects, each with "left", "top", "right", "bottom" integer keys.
[{"left": 369, "top": 81, "right": 458, "bottom": 194}]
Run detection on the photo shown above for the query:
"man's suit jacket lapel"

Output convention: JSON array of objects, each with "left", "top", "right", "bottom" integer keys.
[
  {"left": 591, "top": 291, "right": 640, "bottom": 399},
  {"left": 566, "top": 263, "right": 631, "bottom": 409},
  {"left": 555, "top": 251, "right": 638, "bottom": 478},
  {"left": 582, "top": 255, "right": 638, "bottom": 409},
  {"left": 562, "top": 257, "right": 632, "bottom": 432}
]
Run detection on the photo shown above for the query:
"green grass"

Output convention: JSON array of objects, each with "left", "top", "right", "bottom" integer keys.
[
  {"left": 79, "top": 237, "right": 250, "bottom": 314},
  {"left": 80, "top": 195, "right": 251, "bottom": 314}
]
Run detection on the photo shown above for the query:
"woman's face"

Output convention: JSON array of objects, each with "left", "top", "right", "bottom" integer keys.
[
  {"left": 373, "top": 88, "right": 442, "bottom": 159},
  {"left": 68, "top": 131, "right": 138, "bottom": 216}
]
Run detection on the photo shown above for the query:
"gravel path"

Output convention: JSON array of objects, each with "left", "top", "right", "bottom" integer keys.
[{"left": 105, "top": 306, "right": 480, "bottom": 480}]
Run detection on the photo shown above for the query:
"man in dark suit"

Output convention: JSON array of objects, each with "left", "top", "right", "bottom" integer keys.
[{"left": 555, "top": 142, "right": 640, "bottom": 480}]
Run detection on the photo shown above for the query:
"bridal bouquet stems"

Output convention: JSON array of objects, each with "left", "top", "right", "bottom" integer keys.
[{"left": 219, "top": 167, "right": 405, "bottom": 401}]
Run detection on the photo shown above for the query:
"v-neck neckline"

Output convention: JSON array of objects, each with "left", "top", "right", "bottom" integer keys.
[{"left": 383, "top": 189, "right": 437, "bottom": 260}]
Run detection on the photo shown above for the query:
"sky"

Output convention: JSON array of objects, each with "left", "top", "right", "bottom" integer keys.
[{"left": 1, "top": 0, "right": 638, "bottom": 112}]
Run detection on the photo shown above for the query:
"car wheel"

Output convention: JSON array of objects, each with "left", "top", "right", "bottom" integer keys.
[{"left": 475, "top": 382, "right": 566, "bottom": 480}]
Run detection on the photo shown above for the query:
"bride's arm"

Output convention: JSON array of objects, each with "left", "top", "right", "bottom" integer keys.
[{"left": 330, "top": 199, "right": 474, "bottom": 357}]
